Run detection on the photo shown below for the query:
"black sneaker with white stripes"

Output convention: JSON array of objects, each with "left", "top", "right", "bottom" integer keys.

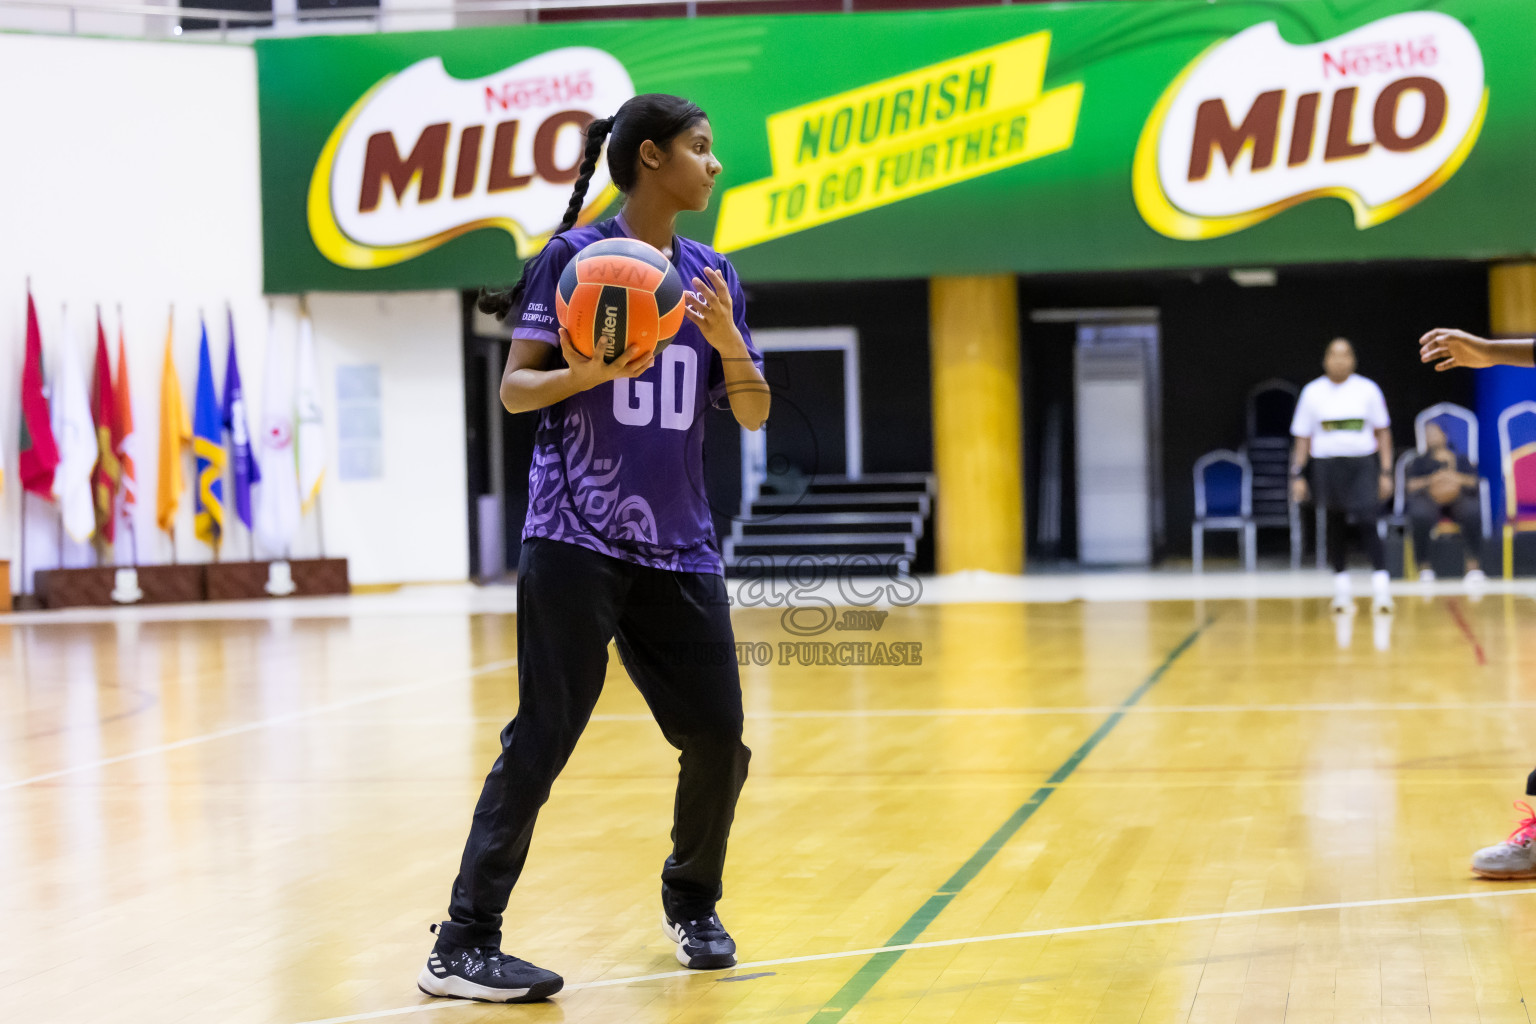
[
  {"left": 662, "top": 910, "right": 737, "bottom": 969},
  {"left": 417, "top": 924, "right": 563, "bottom": 1003}
]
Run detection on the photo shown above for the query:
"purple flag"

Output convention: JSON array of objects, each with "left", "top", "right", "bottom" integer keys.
[{"left": 221, "top": 308, "right": 261, "bottom": 531}]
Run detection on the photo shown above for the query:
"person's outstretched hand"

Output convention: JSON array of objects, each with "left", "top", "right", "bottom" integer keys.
[{"left": 1420, "top": 328, "right": 1519, "bottom": 371}]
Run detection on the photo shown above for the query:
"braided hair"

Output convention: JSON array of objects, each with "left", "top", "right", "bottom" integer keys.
[{"left": 477, "top": 94, "right": 709, "bottom": 322}]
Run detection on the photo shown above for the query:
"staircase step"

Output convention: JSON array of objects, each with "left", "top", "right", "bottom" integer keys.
[
  {"left": 752, "top": 493, "right": 931, "bottom": 515},
  {"left": 798, "top": 473, "right": 933, "bottom": 493},
  {"left": 732, "top": 532, "right": 916, "bottom": 548},
  {"left": 738, "top": 513, "right": 924, "bottom": 537},
  {"left": 725, "top": 553, "right": 911, "bottom": 576},
  {"left": 732, "top": 475, "right": 933, "bottom": 573}
]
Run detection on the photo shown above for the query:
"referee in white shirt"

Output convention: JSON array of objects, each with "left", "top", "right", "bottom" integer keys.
[{"left": 1290, "top": 338, "right": 1395, "bottom": 613}]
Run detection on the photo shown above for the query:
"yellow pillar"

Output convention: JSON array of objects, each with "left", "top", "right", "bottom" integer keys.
[
  {"left": 929, "top": 275, "right": 1024, "bottom": 574},
  {"left": 1490, "top": 263, "right": 1536, "bottom": 336}
]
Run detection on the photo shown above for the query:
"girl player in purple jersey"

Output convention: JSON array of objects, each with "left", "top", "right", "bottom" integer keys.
[
  {"left": 1420, "top": 327, "right": 1536, "bottom": 878},
  {"left": 418, "top": 94, "right": 770, "bottom": 1004}
]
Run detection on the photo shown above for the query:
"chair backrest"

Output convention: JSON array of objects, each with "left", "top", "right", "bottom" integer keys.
[
  {"left": 1416, "top": 402, "right": 1478, "bottom": 466},
  {"left": 1247, "top": 379, "right": 1299, "bottom": 439},
  {"left": 1498, "top": 401, "right": 1536, "bottom": 518},
  {"left": 1194, "top": 449, "right": 1250, "bottom": 519},
  {"left": 1393, "top": 448, "right": 1416, "bottom": 517}
]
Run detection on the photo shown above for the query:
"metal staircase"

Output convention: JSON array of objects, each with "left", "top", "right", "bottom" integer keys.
[{"left": 723, "top": 473, "right": 935, "bottom": 576}]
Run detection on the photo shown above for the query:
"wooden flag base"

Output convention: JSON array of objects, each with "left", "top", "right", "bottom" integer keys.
[
  {"left": 206, "top": 559, "right": 349, "bottom": 601},
  {"left": 31, "top": 559, "right": 349, "bottom": 609},
  {"left": 34, "top": 565, "right": 206, "bottom": 608}
]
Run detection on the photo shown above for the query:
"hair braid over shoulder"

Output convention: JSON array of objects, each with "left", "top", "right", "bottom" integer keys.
[{"left": 476, "top": 116, "right": 617, "bottom": 321}]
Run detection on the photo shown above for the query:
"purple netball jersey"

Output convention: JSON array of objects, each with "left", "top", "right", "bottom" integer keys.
[{"left": 510, "top": 214, "right": 763, "bottom": 575}]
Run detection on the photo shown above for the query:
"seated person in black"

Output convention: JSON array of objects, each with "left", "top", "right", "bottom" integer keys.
[{"left": 1404, "top": 422, "right": 1484, "bottom": 582}]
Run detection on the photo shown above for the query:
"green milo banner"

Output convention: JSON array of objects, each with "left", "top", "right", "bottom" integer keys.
[{"left": 255, "top": 0, "right": 1536, "bottom": 293}]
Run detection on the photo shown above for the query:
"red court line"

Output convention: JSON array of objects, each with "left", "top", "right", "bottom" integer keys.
[{"left": 1445, "top": 598, "right": 1488, "bottom": 666}]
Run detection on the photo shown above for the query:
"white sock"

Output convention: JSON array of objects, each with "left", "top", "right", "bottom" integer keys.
[
  {"left": 1372, "top": 570, "right": 1391, "bottom": 594},
  {"left": 1334, "top": 572, "right": 1352, "bottom": 596}
]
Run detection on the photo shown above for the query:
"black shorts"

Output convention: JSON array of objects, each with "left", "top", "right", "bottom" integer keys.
[{"left": 1312, "top": 455, "right": 1381, "bottom": 518}]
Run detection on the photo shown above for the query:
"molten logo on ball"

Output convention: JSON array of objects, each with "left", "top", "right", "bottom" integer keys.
[
  {"left": 1133, "top": 11, "right": 1486, "bottom": 240},
  {"left": 600, "top": 304, "right": 620, "bottom": 351}
]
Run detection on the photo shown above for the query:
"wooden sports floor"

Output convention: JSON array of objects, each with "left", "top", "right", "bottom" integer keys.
[{"left": 7, "top": 585, "right": 1536, "bottom": 1024}]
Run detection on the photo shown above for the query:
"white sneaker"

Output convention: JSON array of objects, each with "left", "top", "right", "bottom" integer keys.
[
  {"left": 1419, "top": 569, "right": 1437, "bottom": 584},
  {"left": 1331, "top": 572, "right": 1354, "bottom": 615},
  {"left": 1371, "top": 570, "right": 1393, "bottom": 614},
  {"left": 1472, "top": 803, "right": 1536, "bottom": 880}
]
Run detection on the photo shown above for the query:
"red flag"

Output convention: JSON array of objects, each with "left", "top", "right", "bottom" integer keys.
[
  {"left": 90, "top": 310, "right": 121, "bottom": 543},
  {"left": 18, "top": 290, "right": 59, "bottom": 496},
  {"left": 114, "top": 323, "right": 136, "bottom": 519}
]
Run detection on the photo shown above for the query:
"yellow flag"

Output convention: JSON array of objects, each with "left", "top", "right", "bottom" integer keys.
[{"left": 156, "top": 314, "right": 190, "bottom": 533}]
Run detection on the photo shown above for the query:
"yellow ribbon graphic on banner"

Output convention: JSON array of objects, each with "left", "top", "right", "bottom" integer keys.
[{"left": 713, "top": 31, "right": 1082, "bottom": 254}]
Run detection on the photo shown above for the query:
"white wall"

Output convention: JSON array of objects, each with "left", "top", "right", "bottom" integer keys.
[
  {"left": 0, "top": 32, "right": 470, "bottom": 591},
  {"left": 302, "top": 292, "right": 469, "bottom": 586}
]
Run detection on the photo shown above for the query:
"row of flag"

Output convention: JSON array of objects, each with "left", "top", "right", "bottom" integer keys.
[{"left": 16, "top": 290, "right": 325, "bottom": 560}]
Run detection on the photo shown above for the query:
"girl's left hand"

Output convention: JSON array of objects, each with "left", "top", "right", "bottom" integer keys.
[
  {"left": 685, "top": 267, "right": 739, "bottom": 350},
  {"left": 1420, "top": 328, "right": 1495, "bottom": 370}
]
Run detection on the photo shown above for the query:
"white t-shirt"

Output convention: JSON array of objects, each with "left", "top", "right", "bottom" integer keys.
[{"left": 1290, "top": 374, "right": 1390, "bottom": 459}]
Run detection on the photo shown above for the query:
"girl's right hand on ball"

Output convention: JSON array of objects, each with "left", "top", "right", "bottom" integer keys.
[{"left": 560, "top": 327, "right": 655, "bottom": 390}]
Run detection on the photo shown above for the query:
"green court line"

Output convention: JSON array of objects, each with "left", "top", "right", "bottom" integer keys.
[{"left": 807, "top": 618, "right": 1214, "bottom": 1023}]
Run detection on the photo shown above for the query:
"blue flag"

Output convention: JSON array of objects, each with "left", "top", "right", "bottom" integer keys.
[
  {"left": 192, "top": 319, "right": 227, "bottom": 549},
  {"left": 221, "top": 309, "right": 261, "bottom": 531}
]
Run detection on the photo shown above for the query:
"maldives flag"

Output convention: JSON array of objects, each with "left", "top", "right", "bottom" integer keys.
[
  {"left": 114, "top": 323, "right": 137, "bottom": 522},
  {"left": 18, "top": 291, "right": 60, "bottom": 496},
  {"left": 90, "top": 310, "right": 122, "bottom": 543}
]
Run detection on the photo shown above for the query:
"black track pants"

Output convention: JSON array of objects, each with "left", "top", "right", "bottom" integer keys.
[{"left": 438, "top": 538, "right": 751, "bottom": 949}]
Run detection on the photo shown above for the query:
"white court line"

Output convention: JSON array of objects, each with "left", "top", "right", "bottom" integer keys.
[
  {"left": 27, "top": 691, "right": 1513, "bottom": 795},
  {"left": 19, "top": 697, "right": 1510, "bottom": 791},
  {"left": 582, "top": 700, "right": 1536, "bottom": 722},
  {"left": 329, "top": 701, "right": 1536, "bottom": 727},
  {"left": 0, "top": 657, "right": 519, "bottom": 792},
  {"left": 4, "top": 569, "right": 1529, "bottom": 628},
  {"left": 288, "top": 886, "right": 1536, "bottom": 1024}
]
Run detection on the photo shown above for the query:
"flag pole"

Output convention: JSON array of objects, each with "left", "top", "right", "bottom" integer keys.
[
  {"left": 58, "top": 300, "right": 67, "bottom": 571},
  {"left": 167, "top": 303, "right": 174, "bottom": 568},
  {"left": 20, "top": 277, "right": 30, "bottom": 594},
  {"left": 119, "top": 301, "right": 137, "bottom": 568},
  {"left": 298, "top": 293, "right": 325, "bottom": 559},
  {"left": 94, "top": 302, "right": 105, "bottom": 570},
  {"left": 316, "top": 490, "right": 327, "bottom": 558},
  {"left": 19, "top": 492, "right": 28, "bottom": 598}
]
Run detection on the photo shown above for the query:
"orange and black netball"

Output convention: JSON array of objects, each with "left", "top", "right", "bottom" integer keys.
[{"left": 556, "top": 237, "right": 686, "bottom": 363}]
